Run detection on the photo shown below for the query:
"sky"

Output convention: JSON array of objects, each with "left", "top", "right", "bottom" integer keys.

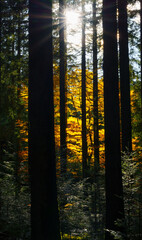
[{"left": 53, "top": 0, "right": 141, "bottom": 78}]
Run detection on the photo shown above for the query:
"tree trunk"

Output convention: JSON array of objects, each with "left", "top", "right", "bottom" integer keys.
[
  {"left": 140, "top": 0, "right": 142, "bottom": 114},
  {"left": 93, "top": 0, "right": 100, "bottom": 237},
  {"left": 29, "top": 1, "right": 61, "bottom": 239},
  {"left": 82, "top": 1, "right": 88, "bottom": 179},
  {"left": 59, "top": 0, "right": 67, "bottom": 176},
  {"left": 93, "top": 0, "right": 99, "bottom": 177},
  {"left": 103, "top": 0, "right": 126, "bottom": 239},
  {"left": 0, "top": 0, "right": 1, "bottom": 88},
  {"left": 0, "top": 1, "right": 2, "bottom": 235},
  {"left": 15, "top": 3, "right": 21, "bottom": 198},
  {"left": 118, "top": 0, "right": 132, "bottom": 152}
]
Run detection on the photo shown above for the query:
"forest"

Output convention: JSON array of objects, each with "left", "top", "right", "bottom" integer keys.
[{"left": 0, "top": 0, "right": 142, "bottom": 239}]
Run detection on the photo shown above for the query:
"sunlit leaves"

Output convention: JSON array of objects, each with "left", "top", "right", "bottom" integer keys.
[{"left": 54, "top": 65, "right": 105, "bottom": 175}]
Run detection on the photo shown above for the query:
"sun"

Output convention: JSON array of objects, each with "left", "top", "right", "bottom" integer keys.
[
  {"left": 64, "top": 8, "right": 81, "bottom": 47},
  {"left": 65, "top": 9, "right": 81, "bottom": 29}
]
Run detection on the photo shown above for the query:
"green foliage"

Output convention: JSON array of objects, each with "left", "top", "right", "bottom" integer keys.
[
  {"left": 0, "top": 141, "right": 30, "bottom": 239},
  {"left": 122, "top": 151, "right": 142, "bottom": 240},
  {"left": 57, "top": 169, "right": 105, "bottom": 240},
  {"left": 0, "top": 0, "right": 29, "bottom": 239},
  {"left": 0, "top": 178, "right": 30, "bottom": 239}
]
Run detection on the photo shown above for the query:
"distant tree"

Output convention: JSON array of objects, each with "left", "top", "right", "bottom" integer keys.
[
  {"left": 82, "top": 0, "right": 88, "bottom": 178},
  {"left": 93, "top": 0, "right": 100, "bottom": 237},
  {"left": 103, "top": 0, "right": 126, "bottom": 239},
  {"left": 140, "top": 0, "right": 142, "bottom": 112},
  {"left": 29, "top": 0, "right": 61, "bottom": 239},
  {"left": 14, "top": 0, "right": 22, "bottom": 197},
  {"left": 0, "top": 0, "right": 2, "bottom": 129},
  {"left": 0, "top": 1, "right": 1, "bottom": 88},
  {"left": 59, "top": 0, "right": 67, "bottom": 175},
  {"left": 93, "top": 0, "right": 99, "bottom": 176},
  {"left": 0, "top": 1, "right": 2, "bottom": 237},
  {"left": 118, "top": 0, "right": 132, "bottom": 152}
]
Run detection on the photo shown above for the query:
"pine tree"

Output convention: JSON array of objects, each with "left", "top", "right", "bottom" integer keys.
[
  {"left": 93, "top": 0, "right": 100, "bottom": 237},
  {"left": 118, "top": 0, "right": 132, "bottom": 152},
  {"left": 29, "top": 0, "right": 61, "bottom": 239},
  {"left": 140, "top": 0, "right": 142, "bottom": 113},
  {"left": 82, "top": 0, "right": 88, "bottom": 178},
  {"left": 103, "top": 0, "right": 126, "bottom": 239},
  {"left": 93, "top": 0, "right": 99, "bottom": 177},
  {"left": 59, "top": 0, "right": 67, "bottom": 175}
]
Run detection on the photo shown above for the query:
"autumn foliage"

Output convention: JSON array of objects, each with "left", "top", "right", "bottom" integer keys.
[{"left": 54, "top": 66, "right": 105, "bottom": 176}]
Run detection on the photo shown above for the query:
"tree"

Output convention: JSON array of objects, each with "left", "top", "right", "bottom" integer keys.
[
  {"left": 140, "top": 0, "right": 142, "bottom": 113},
  {"left": 118, "top": 0, "right": 132, "bottom": 152},
  {"left": 103, "top": 0, "right": 126, "bottom": 239},
  {"left": 93, "top": 0, "right": 99, "bottom": 177},
  {"left": 0, "top": 1, "right": 2, "bottom": 237},
  {"left": 93, "top": 0, "right": 100, "bottom": 237},
  {"left": 82, "top": 0, "right": 88, "bottom": 178},
  {"left": 15, "top": 0, "right": 22, "bottom": 197},
  {"left": 59, "top": 0, "right": 67, "bottom": 175},
  {"left": 0, "top": 1, "right": 1, "bottom": 89},
  {"left": 0, "top": 0, "right": 2, "bottom": 139},
  {"left": 29, "top": 0, "right": 61, "bottom": 239}
]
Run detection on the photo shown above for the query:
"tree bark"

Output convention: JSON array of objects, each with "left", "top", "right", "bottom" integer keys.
[
  {"left": 140, "top": 0, "right": 142, "bottom": 114},
  {"left": 93, "top": 0, "right": 100, "bottom": 237},
  {"left": 0, "top": 0, "right": 1, "bottom": 88},
  {"left": 0, "top": 1, "right": 2, "bottom": 236},
  {"left": 93, "top": 0, "right": 99, "bottom": 177},
  {"left": 29, "top": 1, "right": 61, "bottom": 239},
  {"left": 118, "top": 0, "right": 132, "bottom": 152},
  {"left": 15, "top": 2, "right": 21, "bottom": 198},
  {"left": 82, "top": 1, "right": 88, "bottom": 179},
  {"left": 59, "top": 0, "right": 67, "bottom": 176},
  {"left": 103, "top": 0, "right": 126, "bottom": 239}
]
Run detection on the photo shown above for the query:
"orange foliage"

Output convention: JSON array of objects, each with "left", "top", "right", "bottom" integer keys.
[
  {"left": 12, "top": 65, "right": 141, "bottom": 182},
  {"left": 54, "top": 66, "right": 105, "bottom": 175},
  {"left": 16, "top": 84, "right": 28, "bottom": 181},
  {"left": 16, "top": 68, "right": 140, "bottom": 179},
  {"left": 54, "top": 66, "right": 141, "bottom": 174}
]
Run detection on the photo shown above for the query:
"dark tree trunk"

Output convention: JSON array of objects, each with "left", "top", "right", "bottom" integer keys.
[
  {"left": 140, "top": 0, "right": 142, "bottom": 113},
  {"left": 0, "top": 2, "right": 2, "bottom": 87},
  {"left": 29, "top": 1, "right": 61, "bottom": 239},
  {"left": 118, "top": 0, "right": 132, "bottom": 152},
  {"left": 82, "top": 1, "right": 88, "bottom": 179},
  {"left": 59, "top": 0, "right": 67, "bottom": 176},
  {"left": 93, "top": 0, "right": 100, "bottom": 237},
  {"left": 93, "top": 0, "right": 99, "bottom": 176},
  {"left": 15, "top": 4, "right": 21, "bottom": 198},
  {"left": 103, "top": 0, "right": 126, "bottom": 239},
  {"left": 0, "top": 0, "right": 1, "bottom": 123}
]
